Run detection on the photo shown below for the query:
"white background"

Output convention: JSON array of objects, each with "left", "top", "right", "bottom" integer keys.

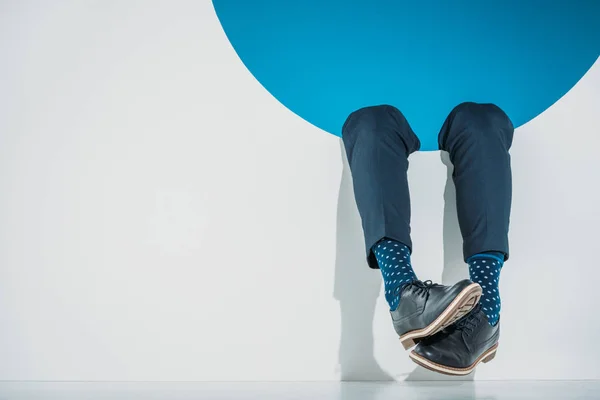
[{"left": 1, "top": 1, "right": 599, "bottom": 381}]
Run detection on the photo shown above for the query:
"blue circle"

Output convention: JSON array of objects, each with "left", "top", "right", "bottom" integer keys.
[{"left": 213, "top": 0, "right": 600, "bottom": 150}]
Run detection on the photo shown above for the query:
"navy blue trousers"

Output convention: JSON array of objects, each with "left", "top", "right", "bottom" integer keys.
[{"left": 342, "top": 103, "right": 514, "bottom": 269}]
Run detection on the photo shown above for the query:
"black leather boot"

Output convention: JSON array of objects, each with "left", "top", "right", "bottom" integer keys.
[
  {"left": 409, "top": 304, "right": 500, "bottom": 376},
  {"left": 392, "top": 279, "right": 481, "bottom": 350}
]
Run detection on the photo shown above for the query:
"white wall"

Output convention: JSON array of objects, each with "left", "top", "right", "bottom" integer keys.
[{"left": 0, "top": 0, "right": 599, "bottom": 381}]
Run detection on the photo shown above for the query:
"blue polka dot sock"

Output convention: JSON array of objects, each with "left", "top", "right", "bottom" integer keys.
[
  {"left": 467, "top": 252, "right": 504, "bottom": 326},
  {"left": 372, "top": 239, "right": 417, "bottom": 311}
]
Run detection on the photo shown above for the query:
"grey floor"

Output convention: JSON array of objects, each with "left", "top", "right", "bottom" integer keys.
[{"left": 0, "top": 382, "right": 598, "bottom": 400}]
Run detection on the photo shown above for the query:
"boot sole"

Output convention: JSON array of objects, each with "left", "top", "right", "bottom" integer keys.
[
  {"left": 408, "top": 343, "right": 499, "bottom": 376},
  {"left": 399, "top": 283, "right": 482, "bottom": 350}
]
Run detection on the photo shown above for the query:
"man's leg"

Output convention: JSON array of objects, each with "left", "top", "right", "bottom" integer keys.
[
  {"left": 440, "top": 102, "right": 513, "bottom": 264},
  {"left": 410, "top": 102, "right": 514, "bottom": 375},
  {"left": 342, "top": 105, "right": 482, "bottom": 350},
  {"left": 342, "top": 105, "right": 419, "bottom": 311},
  {"left": 341, "top": 104, "right": 418, "bottom": 268},
  {"left": 439, "top": 101, "right": 514, "bottom": 325}
]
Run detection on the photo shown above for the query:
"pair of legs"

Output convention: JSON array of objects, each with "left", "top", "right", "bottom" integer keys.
[
  {"left": 342, "top": 101, "right": 514, "bottom": 270},
  {"left": 341, "top": 102, "right": 514, "bottom": 375}
]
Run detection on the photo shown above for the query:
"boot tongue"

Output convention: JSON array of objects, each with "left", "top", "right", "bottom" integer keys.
[{"left": 413, "top": 279, "right": 436, "bottom": 288}]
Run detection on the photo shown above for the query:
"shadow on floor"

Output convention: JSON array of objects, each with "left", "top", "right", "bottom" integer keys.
[
  {"left": 334, "top": 142, "right": 393, "bottom": 381},
  {"left": 404, "top": 151, "right": 476, "bottom": 390}
]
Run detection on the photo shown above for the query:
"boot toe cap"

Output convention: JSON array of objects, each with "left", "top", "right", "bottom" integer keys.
[{"left": 413, "top": 342, "right": 464, "bottom": 369}]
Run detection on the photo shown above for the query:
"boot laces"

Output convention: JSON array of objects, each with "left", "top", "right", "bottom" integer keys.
[
  {"left": 455, "top": 305, "right": 482, "bottom": 335},
  {"left": 393, "top": 279, "right": 436, "bottom": 298}
]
